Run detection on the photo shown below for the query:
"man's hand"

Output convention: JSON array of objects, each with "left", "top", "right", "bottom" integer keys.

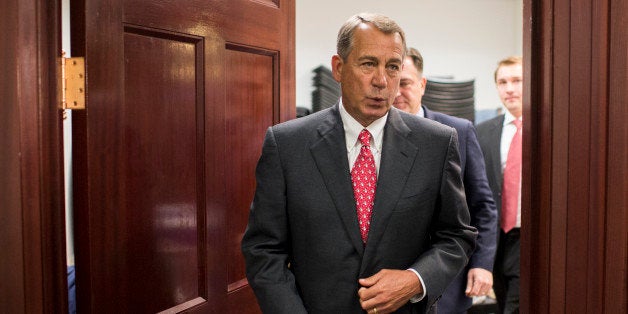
[
  {"left": 465, "top": 268, "right": 493, "bottom": 297},
  {"left": 358, "top": 269, "right": 422, "bottom": 314}
]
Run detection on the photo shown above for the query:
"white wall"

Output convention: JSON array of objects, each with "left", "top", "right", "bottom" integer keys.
[
  {"left": 296, "top": 0, "right": 523, "bottom": 111},
  {"left": 62, "top": 0, "right": 74, "bottom": 266}
]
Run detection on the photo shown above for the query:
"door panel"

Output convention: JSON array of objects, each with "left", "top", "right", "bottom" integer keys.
[
  {"left": 123, "top": 26, "right": 204, "bottom": 312},
  {"left": 225, "top": 47, "right": 275, "bottom": 313},
  {"left": 72, "top": 0, "right": 294, "bottom": 312}
]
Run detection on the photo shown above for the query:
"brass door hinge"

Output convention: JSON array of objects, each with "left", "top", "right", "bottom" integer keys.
[{"left": 61, "top": 56, "right": 85, "bottom": 110}]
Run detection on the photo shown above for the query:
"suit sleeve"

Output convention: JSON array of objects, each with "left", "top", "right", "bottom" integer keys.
[
  {"left": 241, "top": 127, "right": 307, "bottom": 314},
  {"left": 463, "top": 123, "right": 498, "bottom": 270},
  {"left": 409, "top": 129, "right": 478, "bottom": 307}
]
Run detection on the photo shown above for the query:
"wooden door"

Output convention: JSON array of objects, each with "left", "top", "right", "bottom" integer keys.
[
  {"left": 521, "top": 0, "right": 627, "bottom": 312},
  {"left": 71, "top": 0, "right": 294, "bottom": 312}
]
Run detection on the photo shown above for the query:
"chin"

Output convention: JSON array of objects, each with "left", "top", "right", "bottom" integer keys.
[{"left": 365, "top": 107, "right": 388, "bottom": 118}]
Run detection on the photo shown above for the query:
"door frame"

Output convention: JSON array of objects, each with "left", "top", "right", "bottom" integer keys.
[
  {"left": 521, "top": 0, "right": 626, "bottom": 312},
  {"left": 0, "top": 0, "right": 68, "bottom": 312}
]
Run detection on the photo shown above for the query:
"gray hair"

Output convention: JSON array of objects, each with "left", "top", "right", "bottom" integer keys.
[{"left": 336, "top": 13, "right": 407, "bottom": 61}]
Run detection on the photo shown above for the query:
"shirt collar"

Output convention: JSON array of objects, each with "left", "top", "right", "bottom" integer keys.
[
  {"left": 339, "top": 100, "right": 387, "bottom": 152},
  {"left": 503, "top": 110, "right": 522, "bottom": 126}
]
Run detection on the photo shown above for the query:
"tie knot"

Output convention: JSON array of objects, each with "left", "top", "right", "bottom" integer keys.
[
  {"left": 358, "top": 129, "right": 372, "bottom": 147},
  {"left": 513, "top": 119, "right": 522, "bottom": 129}
]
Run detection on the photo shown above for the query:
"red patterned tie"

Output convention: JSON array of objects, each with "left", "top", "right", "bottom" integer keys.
[
  {"left": 501, "top": 119, "right": 522, "bottom": 233},
  {"left": 351, "top": 129, "right": 377, "bottom": 243}
]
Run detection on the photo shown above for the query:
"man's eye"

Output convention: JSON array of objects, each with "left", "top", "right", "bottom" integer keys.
[{"left": 388, "top": 64, "right": 400, "bottom": 71}]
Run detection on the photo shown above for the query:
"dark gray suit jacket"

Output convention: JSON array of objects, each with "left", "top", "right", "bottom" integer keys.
[
  {"left": 476, "top": 114, "right": 506, "bottom": 218},
  {"left": 242, "top": 104, "right": 477, "bottom": 313}
]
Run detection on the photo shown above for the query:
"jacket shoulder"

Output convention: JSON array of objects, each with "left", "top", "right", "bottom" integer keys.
[
  {"left": 396, "top": 109, "right": 455, "bottom": 136},
  {"left": 271, "top": 107, "right": 336, "bottom": 136},
  {"left": 430, "top": 111, "right": 473, "bottom": 132},
  {"left": 476, "top": 114, "right": 504, "bottom": 132}
]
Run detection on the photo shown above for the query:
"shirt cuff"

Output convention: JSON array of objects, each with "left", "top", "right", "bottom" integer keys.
[{"left": 406, "top": 268, "right": 426, "bottom": 303}]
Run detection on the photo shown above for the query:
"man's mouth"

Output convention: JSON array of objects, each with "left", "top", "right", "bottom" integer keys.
[{"left": 367, "top": 96, "right": 388, "bottom": 104}]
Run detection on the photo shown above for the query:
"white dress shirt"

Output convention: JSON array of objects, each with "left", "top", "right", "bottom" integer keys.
[
  {"left": 339, "top": 102, "right": 386, "bottom": 173},
  {"left": 339, "top": 101, "right": 426, "bottom": 303}
]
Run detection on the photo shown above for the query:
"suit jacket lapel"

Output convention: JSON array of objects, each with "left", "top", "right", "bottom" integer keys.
[
  {"left": 422, "top": 106, "right": 435, "bottom": 120},
  {"left": 362, "top": 109, "right": 418, "bottom": 269},
  {"left": 310, "top": 105, "right": 365, "bottom": 255}
]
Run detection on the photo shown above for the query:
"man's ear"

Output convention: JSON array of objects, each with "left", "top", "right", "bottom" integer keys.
[
  {"left": 419, "top": 76, "right": 427, "bottom": 95},
  {"left": 331, "top": 55, "right": 343, "bottom": 82}
]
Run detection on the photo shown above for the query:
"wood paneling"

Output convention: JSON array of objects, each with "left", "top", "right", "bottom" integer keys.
[
  {"left": 122, "top": 27, "right": 205, "bottom": 312},
  {"left": 0, "top": 0, "right": 26, "bottom": 311},
  {"left": 523, "top": 0, "right": 627, "bottom": 312},
  {"left": 605, "top": 0, "right": 627, "bottom": 312},
  {"left": 71, "top": 0, "right": 293, "bottom": 312},
  {"left": 0, "top": 0, "right": 67, "bottom": 313},
  {"left": 225, "top": 47, "right": 275, "bottom": 314}
]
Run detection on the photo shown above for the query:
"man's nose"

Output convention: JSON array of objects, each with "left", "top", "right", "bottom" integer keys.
[
  {"left": 506, "top": 81, "right": 517, "bottom": 91},
  {"left": 372, "top": 67, "right": 387, "bottom": 88}
]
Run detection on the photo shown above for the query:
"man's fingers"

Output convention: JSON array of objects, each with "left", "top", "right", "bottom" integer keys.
[
  {"left": 359, "top": 270, "right": 383, "bottom": 288},
  {"left": 465, "top": 273, "right": 474, "bottom": 293},
  {"left": 359, "top": 269, "right": 421, "bottom": 313},
  {"left": 467, "top": 281, "right": 490, "bottom": 296},
  {"left": 466, "top": 268, "right": 493, "bottom": 296},
  {"left": 466, "top": 279, "right": 483, "bottom": 296}
]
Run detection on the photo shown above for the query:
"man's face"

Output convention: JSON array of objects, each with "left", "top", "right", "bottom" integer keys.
[
  {"left": 331, "top": 23, "right": 404, "bottom": 127},
  {"left": 393, "top": 56, "right": 426, "bottom": 115},
  {"left": 495, "top": 63, "right": 523, "bottom": 118}
]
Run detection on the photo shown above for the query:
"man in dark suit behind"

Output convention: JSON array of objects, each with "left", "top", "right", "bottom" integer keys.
[
  {"left": 393, "top": 47, "right": 498, "bottom": 313},
  {"left": 476, "top": 56, "right": 523, "bottom": 314},
  {"left": 241, "top": 13, "right": 477, "bottom": 314}
]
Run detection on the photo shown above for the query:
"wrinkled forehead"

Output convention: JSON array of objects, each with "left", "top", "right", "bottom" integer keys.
[{"left": 351, "top": 25, "right": 404, "bottom": 59}]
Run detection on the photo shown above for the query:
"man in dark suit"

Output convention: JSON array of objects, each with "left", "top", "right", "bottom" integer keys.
[
  {"left": 241, "top": 13, "right": 477, "bottom": 314},
  {"left": 476, "top": 56, "right": 523, "bottom": 314},
  {"left": 393, "top": 47, "right": 498, "bottom": 313}
]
